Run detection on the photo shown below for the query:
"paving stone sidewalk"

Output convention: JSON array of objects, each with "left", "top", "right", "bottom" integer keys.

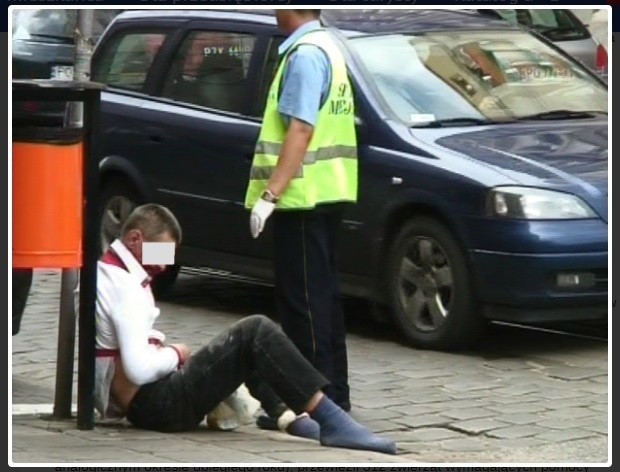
[{"left": 11, "top": 271, "right": 609, "bottom": 464}]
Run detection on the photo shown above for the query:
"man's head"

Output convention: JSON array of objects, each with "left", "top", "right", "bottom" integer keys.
[
  {"left": 275, "top": 9, "right": 321, "bottom": 35},
  {"left": 120, "top": 204, "right": 182, "bottom": 277}
]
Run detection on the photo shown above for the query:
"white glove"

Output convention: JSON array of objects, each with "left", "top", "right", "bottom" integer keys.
[{"left": 250, "top": 198, "right": 276, "bottom": 239}]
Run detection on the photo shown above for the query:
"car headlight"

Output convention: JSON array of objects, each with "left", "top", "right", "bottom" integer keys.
[{"left": 488, "top": 186, "right": 596, "bottom": 219}]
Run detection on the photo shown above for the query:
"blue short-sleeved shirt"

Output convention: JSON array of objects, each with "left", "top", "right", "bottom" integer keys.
[{"left": 277, "top": 20, "right": 331, "bottom": 127}]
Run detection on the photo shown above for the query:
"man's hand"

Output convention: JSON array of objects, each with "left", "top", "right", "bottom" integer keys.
[
  {"left": 250, "top": 198, "right": 276, "bottom": 239},
  {"left": 168, "top": 343, "right": 191, "bottom": 365}
]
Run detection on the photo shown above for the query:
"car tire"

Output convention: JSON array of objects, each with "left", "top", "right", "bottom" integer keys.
[
  {"left": 99, "top": 178, "right": 140, "bottom": 255},
  {"left": 98, "top": 178, "right": 179, "bottom": 298},
  {"left": 151, "top": 264, "right": 181, "bottom": 298},
  {"left": 386, "top": 217, "right": 486, "bottom": 350}
]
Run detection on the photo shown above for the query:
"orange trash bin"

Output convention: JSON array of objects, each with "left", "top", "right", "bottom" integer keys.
[{"left": 12, "top": 127, "right": 83, "bottom": 268}]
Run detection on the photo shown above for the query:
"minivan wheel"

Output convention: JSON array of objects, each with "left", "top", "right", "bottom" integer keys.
[
  {"left": 386, "top": 217, "right": 486, "bottom": 350},
  {"left": 98, "top": 178, "right": 180, "bottom": 298},
  {"left": 99, "top": 179, "right": 139, "bottom": 254},
  {"left": 151, "top": 264, "right": 181, "bottom": 298}
]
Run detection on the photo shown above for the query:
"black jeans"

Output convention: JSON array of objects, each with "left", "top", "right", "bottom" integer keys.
[
  {"left": 12, "top": 268, "right": 33, "bottom": 335},
  {"left": 126, "top": 315, "right": 329, "bottom": 432},
  {"left": 273, "top": 204, "right": 350, "bottom": 407}
]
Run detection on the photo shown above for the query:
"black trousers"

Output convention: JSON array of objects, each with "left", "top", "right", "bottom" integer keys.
[
  {"left": 273, "top": 204, "right": 350, "bottom": 407},
  {"left": 12, "top": 268, "right": 33, "bottom": 335},
  {"left": 126, "top": 315, "right": 328, "bottom": 432}
]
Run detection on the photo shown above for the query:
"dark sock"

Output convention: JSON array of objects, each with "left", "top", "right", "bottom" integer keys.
[
  {"left": 256, "top": 412, "right": 320, "bottom": 441},
  {"left": 309, "top": 395, "right": 397, "bottom": 455}
]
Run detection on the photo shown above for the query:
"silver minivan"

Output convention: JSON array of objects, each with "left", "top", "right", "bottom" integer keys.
[{"left": 479, "top": 9, "right": 607, "bottom": 80}]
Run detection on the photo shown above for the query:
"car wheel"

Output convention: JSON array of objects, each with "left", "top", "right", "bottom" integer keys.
[
  {"left": 386, "top": 217, "right": 486, "bottom": 350},
  {"left": 151, "top": 264, "right": 181, "bottom": 298},
  {"left": 99, "top": 178, "right": 139, "bottom": 255},
  {"left": 98, "top": 178, "right": 180, "bottom": 298}
]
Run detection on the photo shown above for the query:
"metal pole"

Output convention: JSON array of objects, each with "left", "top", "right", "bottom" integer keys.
[
  {"left": 52, "top": 269, "right": 78, "bottom": 418},
  {"left": 37, "top": 9, "right": 97, "bottom": 429},
  {"left": 69, "top": 9, "right": 94, "bottom": 126},
  {"left": 70, "top": 9, "right": 97, "bottom": 431},
  {"left": 52, "top": 10, "right": 95, "bottom": 420},
  {"left": 77, "top": 88, "right": 100, "bottom": 431}
]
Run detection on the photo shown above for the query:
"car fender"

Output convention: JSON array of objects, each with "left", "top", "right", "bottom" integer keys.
[
  {"left": 371, "top": 187, "right": 474, "bottom": 277},
  {"left": 99, "top": 155, "right": 150, "bottom": 200}
]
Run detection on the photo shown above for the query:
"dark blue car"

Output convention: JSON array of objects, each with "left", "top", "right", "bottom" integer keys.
[{"left": 92, "top": 9, "right": 608, "bottom": 350}]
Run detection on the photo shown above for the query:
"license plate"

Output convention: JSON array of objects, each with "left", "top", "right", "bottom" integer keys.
[{"left": 50, "top": 65, "right": 74, "bottom": 81}]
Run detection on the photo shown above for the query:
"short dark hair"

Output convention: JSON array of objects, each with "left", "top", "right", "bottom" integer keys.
[
  {"left": 293, "top": 9, "right": 321, "bottom": 18},
  {"left": 122, "top": 204, "right": 182, "bottom": 244}
]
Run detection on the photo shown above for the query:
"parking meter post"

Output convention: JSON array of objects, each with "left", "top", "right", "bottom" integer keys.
[
  {"left": 53, "top": 269, "right": 78, "bottom": 419},
  {"left": 76, "top": 89, "right": 101, "bottom": 431}
]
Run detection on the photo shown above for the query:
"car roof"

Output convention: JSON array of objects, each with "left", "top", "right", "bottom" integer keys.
[
  {"left": 113, "top": 8, "right": 514, "bottom": 35},
  {"left": 114, "top": 9, "right": 277, "bottom": 26}
]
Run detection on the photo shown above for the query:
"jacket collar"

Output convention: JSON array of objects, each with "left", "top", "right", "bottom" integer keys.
[{"left": 109, "top": 239, "right": 151, "bottom": 287}]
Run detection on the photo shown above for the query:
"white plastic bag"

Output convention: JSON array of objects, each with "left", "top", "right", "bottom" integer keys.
[{"left": 206, "top": 383, "right": 260, "bottom": 431}]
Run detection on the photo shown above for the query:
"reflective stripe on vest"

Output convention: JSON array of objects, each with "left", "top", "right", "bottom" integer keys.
[
  {"left": 254, "top": 141, "right": 357, "bottom": 166},
  {"left": 245, "top": 29, "right": 358, "bottom": 210},
  {"left": 250, "top": 165, "right": 303, "bottom": 181}
]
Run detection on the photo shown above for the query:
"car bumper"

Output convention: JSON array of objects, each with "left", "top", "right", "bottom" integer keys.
[{"left": 470, "top": 249, "right": 607, "bottom": 323}]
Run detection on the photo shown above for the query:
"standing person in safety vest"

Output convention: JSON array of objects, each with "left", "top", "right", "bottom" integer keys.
[{"left": 245, "top": 9, "right": 358, "bottom": 419}]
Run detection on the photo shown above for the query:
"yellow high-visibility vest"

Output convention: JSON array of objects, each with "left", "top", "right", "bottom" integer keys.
[{"left": 245, "top": 29, "right": 358, "bottom": 210}]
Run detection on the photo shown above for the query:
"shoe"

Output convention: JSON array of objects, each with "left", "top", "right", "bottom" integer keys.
[{"left": 256, "top": 414, "right": 278, "bottom": 430}]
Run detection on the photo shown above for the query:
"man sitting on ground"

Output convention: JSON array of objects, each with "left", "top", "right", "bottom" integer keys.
[{"left": 94, "top": 203, "right": 397, "bottom": 455}]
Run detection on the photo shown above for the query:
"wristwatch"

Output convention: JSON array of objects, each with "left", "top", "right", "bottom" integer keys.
[{"left": 261, "top": 189, "right": 279, "bottom": 204}]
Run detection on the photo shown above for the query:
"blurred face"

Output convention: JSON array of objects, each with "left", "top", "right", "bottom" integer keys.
[{"left": 123, "top": 229, "right": 176, "bottom": 278}]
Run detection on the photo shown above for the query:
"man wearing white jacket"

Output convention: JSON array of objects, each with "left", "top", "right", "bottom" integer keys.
[{"left": 94, "top": 203, "right": 396, "bottom": 455}]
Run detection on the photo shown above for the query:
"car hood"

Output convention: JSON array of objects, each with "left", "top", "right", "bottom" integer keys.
[{"left": 434, "top": 120, "right": 608, "bottom": 220}]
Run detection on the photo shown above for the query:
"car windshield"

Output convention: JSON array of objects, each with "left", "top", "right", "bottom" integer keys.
[
  {"left": 348, "top": 30, "right": 607, "bottom": 126},
  {"left": 12, "top": 9, "right": 121, "bottom": 41},
  {"left": 489, "top": 9, "right": 590, "bottom": 41}
]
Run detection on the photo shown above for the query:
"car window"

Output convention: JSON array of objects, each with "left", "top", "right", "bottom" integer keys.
[
  {"left": 93, "top": 31, "right": 167, "bottom": 92},
  {"left": 492, "top": 9, "right": 590, "bottom": 41},
  {"left": 254, "top": 36, "right": 285, "bottom": 117},
  {"left": 348, "top": 30, "right": 607, "bottom": 125},
  {"left": 161, "top": 30, "right": 256, "bottom": 114}
]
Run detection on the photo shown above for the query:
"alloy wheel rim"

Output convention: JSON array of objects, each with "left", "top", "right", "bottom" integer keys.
[
  {"left": 100, "top": 196, "right": 135, "bottom": 253},
  {"left": 397, "top": 236, "right": 453, "bottom": 332}
]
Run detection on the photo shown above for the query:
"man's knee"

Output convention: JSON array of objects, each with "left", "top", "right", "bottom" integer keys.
[
  {"left": 241, "top": 314, "right": 282, "bottom": 339},
  {"left": 245, "top": 314, "right": 276, "bottom": 329}
]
